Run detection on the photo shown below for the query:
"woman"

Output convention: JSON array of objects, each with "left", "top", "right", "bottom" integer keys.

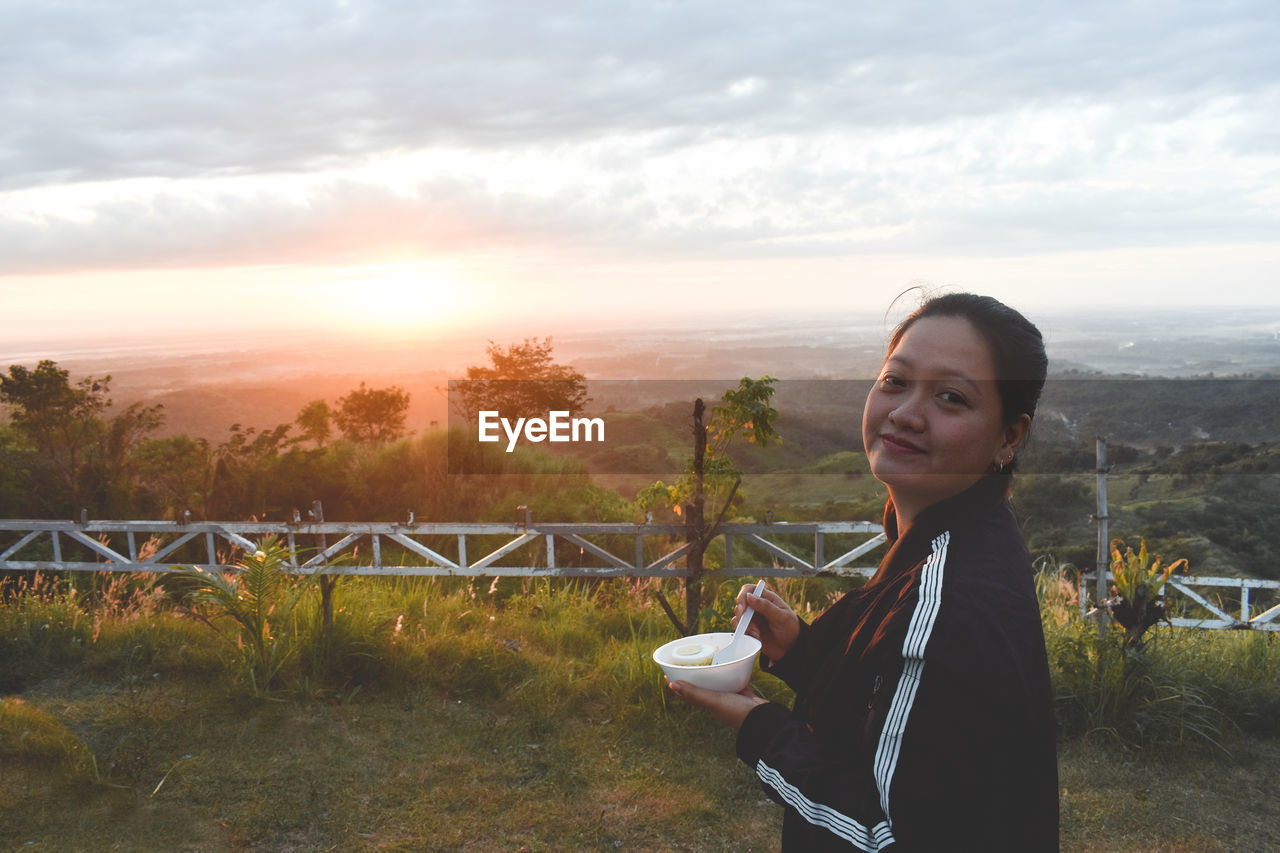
[{"left": 669, "top": 293, "right": 1059, "bottom": 851}]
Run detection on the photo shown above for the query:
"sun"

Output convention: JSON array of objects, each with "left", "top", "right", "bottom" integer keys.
[{"left": 324, "top": 263, "right": 475, "bottom": 334}]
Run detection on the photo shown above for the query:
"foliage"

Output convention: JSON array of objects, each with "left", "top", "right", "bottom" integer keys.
[
  {"left": 632, "top": 377, "right": 780, "bottom": 636},
  {"left": 637, "top": 376, "right": 780, "bottom": 520},
  {"left": 1110, "top": 537, "right": 1186, "bottom": 604},
  {"left": 0, "top": 423, "right": 29, "bottom": 517},
  {"left": 294, "top": 399, "right": 333, "bottom": 446},
  {"left": 208, "top": 422, "right": 296, "bottom": 518},
  {"left": 333, "top": 382, "right": 410, "bottom": 443},
  {"left": 455, "top": 337, "right": 589, "bottom": 422},
  {"left": 1, "top": 360, "right": 108, "bottom": 447},
  {"left": 1106, "top": 537, "right": 1187, "bottom": 648},
  {"left": 133, "top": 435, "right": 214, "bottom": 518},
  {"left": 0, "top": 572, "right": 91, "bottom": 691},
  {"left": 170, "top": 538, "right": 326, "bottom": 697},
  {"left": 1039, "top": 558, "right": 1239, "bottom": 753},
  {"left": 0, "top": 360, "right": 164, "bottom": 515},
  {"left": 635, "top": 454, "right": 743, "bottom": 520},
  {"left": 711, "top": 375, "right": 780, "bottom": 452}
]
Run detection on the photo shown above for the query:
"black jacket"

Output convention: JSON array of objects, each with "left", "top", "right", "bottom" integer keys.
[{"left": 736, "top": 475, "right": 1059, "bottom": 851}]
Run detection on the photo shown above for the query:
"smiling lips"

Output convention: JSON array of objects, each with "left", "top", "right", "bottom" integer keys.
[{"left": 880, "top": 433, "right": 925, "bottom": 454}]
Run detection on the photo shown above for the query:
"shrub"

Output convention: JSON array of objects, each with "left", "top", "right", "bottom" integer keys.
[
  {"left": 170, "top": 538, "right": 327, "bottom": 697},
  {"left": 1038, "top": 559, "right": 1236, "bottom": 751}
]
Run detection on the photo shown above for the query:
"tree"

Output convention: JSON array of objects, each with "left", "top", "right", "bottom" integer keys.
[
  {"left": 208, "top": 423, "right": 294, "bottom": 519},
  {"left": 1, "top": 361, "right": 106, "bottom": 510},
  {"left": 0, "top": 360, "right": 162, "bottom": 515},
  {"left": 0, "top": 423, "right": 28, "bottom": 517},
  {"left": 334, "top": 383, "right": 410, "bottom": 443},
  {"left": 134, "top": 435, "right": 214, "bottom": 518},
  {"left": 638, "top": 376, "right": 780, "bottom": 635},
  {"left": 295, "top": 399, "right": 333, "bottom": 446},
  {"left": 456, "top": 337, "right": 588, "bottom": 422}
]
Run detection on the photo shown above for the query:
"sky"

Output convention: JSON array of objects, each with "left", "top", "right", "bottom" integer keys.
[{"left": 2, "top": 0, "right": 1279, "bottom": 346}]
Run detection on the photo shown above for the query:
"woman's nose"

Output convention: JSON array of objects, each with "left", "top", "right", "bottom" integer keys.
[{"left": 887, "top": 397, "right": 925, "bottom": 431}]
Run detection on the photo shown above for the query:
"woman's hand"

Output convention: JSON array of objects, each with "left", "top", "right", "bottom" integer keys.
[
  {"left": 667, "top": 679, "right": 767, "bottom": 731},
  {"left": 733, "top": 582, "right": 801, "bottom": 663}
]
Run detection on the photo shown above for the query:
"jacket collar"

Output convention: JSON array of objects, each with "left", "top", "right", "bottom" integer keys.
[{"left": 881, "top": 473, "right": 1011, "bottom": 547}]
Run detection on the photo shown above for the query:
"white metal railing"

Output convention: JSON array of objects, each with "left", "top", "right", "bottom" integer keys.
[
  {"left": 8, "top": 517, "right": 1275, "bottom": 631},
  {"left": 1080, "top": 437, "right": 1280, "bottom": 631},
  {"left": 0, "top": 518, "right": 886, "bottom": 579},
  {"left": 1080, "top": 570, "right": 1280, "bottom": 632}
]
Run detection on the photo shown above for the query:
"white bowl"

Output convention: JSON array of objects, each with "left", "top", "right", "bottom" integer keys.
[{"left": 652, "top": 632, "right": 762, "bottom": 692}]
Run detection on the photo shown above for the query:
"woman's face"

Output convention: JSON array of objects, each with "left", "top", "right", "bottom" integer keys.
[{"left": 862, "top": 315, "right": 1027, "bottom": 522}]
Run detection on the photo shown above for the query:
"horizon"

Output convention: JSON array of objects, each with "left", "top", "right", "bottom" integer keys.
[{"left": 4, "top": 303, "right": 1277, "bottom": 392}]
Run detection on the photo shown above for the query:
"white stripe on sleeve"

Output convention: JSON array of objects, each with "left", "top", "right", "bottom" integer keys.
[
  {"left": 873, "top": 530, "right": 950, "bottom": 820},
  {"left": 755, "top": 759, "right": 896, "bottom": 851}
]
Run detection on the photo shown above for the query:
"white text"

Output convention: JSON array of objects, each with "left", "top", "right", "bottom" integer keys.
[{"left": 477, "top": 410, "right": 605, "bottom": 452}]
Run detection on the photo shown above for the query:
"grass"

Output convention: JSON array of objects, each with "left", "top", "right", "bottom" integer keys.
[
  {"left": 1038, "top": 562, "right": 1280, "bottom": 750},
  {"left": 1058, "top": 736, "right": 1280, "bottom": 852},
  {"left": 3, "top": 569, "right": 1280, "bottom": 850},
  {"left": 4, "top": 676, "right": 784, "bottom": 851}
]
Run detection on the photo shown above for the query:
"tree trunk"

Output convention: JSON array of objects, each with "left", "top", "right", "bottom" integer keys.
[{"left": 684, "top": 399, "right": 707, "bottom": 636}]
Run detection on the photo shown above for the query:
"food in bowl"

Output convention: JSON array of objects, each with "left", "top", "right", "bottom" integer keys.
[
  {"left": 669, "top": 640, "right": 718, "bottom": 666},
  {"left": 653, "top": 632, "right": 762, "bottom": 692}
]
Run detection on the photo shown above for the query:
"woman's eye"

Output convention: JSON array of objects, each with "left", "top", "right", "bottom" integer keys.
[
  {"left": 878, "top": 374, "right": 904, "bottom": 389},
  {"left": 938, "top": 390, "right": 968, "bottom": 406}
]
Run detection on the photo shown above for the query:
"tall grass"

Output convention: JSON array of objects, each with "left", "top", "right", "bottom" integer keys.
[
  {"left": 1, "top": 571, "right": 220, "bottom": 693},
  {"left": 1037, "top": 560, "right": 1280, "bottom": 750},
  {"left": 4, "top": 563, "right": 1278, "bottom": 751},
  {"left": 1, "top": 572, "right": 92, "bottom": 691},
  {"left": 6, "top": 562, "right": 1279, "bottom": 852}
]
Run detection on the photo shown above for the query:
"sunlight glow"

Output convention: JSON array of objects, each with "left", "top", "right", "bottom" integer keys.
[{"left": 318, "top": 263, "right": 478, "bottom": 334}]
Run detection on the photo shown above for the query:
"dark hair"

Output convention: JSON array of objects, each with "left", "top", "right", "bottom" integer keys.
[{"left": 889, "top": 292, "right": 1047, "bottom": 469}]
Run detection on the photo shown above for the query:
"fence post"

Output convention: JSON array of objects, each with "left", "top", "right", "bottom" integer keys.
[
  {"left": 312, "top": 500, "right": 335, "bottom": 636},
  {"left": 1094, "top": 437, "right": 1110, "bottom": 637}
]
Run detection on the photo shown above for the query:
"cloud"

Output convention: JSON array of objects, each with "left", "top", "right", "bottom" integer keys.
[
  {"left": 4, "top": 0, "right": 1277, "bottom": 184},
  {"left": 0, "top": 0, "right": 1277, "bottom": 286},
  {"left": 1, "top": 103, "right": 1276, "bottom": 277}
]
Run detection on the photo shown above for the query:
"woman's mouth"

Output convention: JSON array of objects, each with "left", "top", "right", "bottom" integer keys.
[{"left": 880, "top": 433, "right": 924, "bottom": 454}]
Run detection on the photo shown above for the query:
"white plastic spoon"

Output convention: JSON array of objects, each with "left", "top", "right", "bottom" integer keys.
[{"left": 713, "top": 579, "right": 766, "bottom": 665}]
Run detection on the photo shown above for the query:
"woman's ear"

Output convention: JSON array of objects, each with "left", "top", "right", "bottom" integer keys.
[{"left": 997, "top": 414, "right": 1032, "bottom": 465}]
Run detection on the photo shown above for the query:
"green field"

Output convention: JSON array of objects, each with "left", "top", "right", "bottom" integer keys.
[{"left": 4, "top": 571, "right": 1279, "bottom": 851}]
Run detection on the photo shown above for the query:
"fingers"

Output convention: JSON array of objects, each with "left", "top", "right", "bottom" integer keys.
[
  {"left": 667, "top": 678, "right": 768, "bottom": 729},
  {"left": 746, "top": 592, "right": 792, "bottom": 627},
  {"left": 667, "top": 677, "right": 716, "bottom": 710},
  {"left": 731, "top": 583, "right": 793, "bottom": 637},
  {"left": 755, "top": 587, "right": 791, "bottom": 611},
  {"left": 735, "top": 582, "right": 784, "bottom": 613}
]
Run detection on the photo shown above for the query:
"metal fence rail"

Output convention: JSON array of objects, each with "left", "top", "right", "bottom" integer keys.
[
  {"left": 0, "top": 518, "right": 887, "bottom": 579},
  {"left": 1081, "top": 571, "right": 1280, "bottom": 632},
  {"left": 1163, "top": 576, "right": 1280, "bottom": 631},
  {"left": 8, "top": 517, "right": 1276, "bottom": 630}
]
